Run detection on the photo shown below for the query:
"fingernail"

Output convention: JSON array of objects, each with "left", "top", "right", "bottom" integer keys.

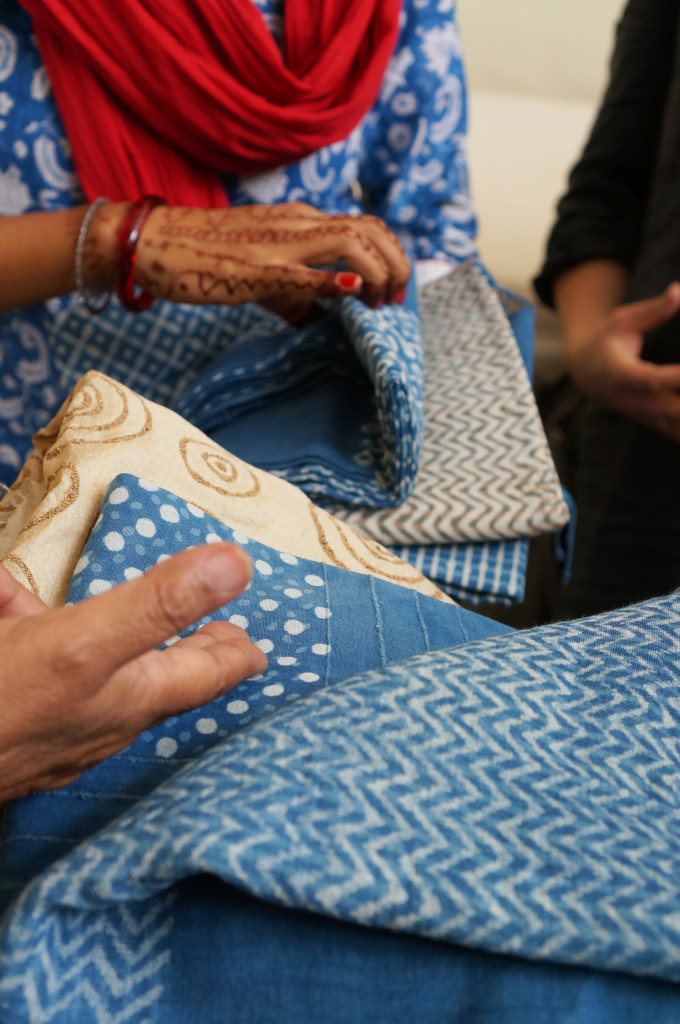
[
  {"left": 394, "top": 288, "right": 407, "bottom": 305},
  {"left": 335, "top": 272, "right": 362, "bottom": 293},
  {"left": 199, "top": 544, "right": 252, "bottom": 594}
]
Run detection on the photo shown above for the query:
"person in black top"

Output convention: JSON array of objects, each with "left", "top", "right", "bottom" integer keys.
[{"left": 535, "top": 0, "right": 680, "bottom": 617}]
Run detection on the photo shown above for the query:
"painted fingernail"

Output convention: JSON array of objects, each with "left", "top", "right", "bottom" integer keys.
[
  {"left": 394, "top": 288, "right": 407, "bottom": 305},
  {"left": 335, "top": 272, "right": 362, "bottom": 292}
]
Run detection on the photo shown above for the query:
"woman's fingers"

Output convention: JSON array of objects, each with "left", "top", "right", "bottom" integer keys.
[
  {"left": 330, "top": 214, "right": 411, "bottom": 303},
  {"left": 613, "top": 282, "right": 680, "bottom": 334},
  {"left": 616, "top": 361, "right": 680, "bottom": 392},
  {"left": 626, "top": 394, "right": 680, "bottom": 443},
  {"left": 138, "top": 204, "right": 410, "bottom": 309}
]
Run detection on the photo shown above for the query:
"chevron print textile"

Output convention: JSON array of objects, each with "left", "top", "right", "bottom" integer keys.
[
  {"left": 4, "top": 592, "right": 680, "bottom": 1021},
  {"left": 326, "top": 261, "right": 570, "bottom": 545}
]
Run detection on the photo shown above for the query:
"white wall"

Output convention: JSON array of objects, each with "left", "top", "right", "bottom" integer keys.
[
  {"left": 458, "top": 0, "right": 622, "bottom": 102},
  {"left": 457, "top": 0, "right": 623, "bottom": 294}
]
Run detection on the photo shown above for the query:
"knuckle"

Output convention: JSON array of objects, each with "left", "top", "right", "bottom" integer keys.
[
  {"left": 288, "top": 201, "right": 314, "bottom": 217},
  {"left": 148, "top": 575, "right": 192, "bottom": 636},
  {"left": 337, "top": 224, "right": 361, "bottom": 241},
  {"left": 49, "top": 631, "right": 96, "bottom": 682}
]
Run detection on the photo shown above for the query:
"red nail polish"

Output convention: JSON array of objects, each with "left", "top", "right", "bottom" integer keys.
[
  {"left": 394, "top": 288, "right": 407, "bottom": 304},
  {"left": 337, "top": 273, "right": 361, "bottom": 291}
]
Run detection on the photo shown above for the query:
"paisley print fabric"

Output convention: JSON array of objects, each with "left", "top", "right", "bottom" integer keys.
[{"left": 0, "top": 0, "right": 475, "bottom": 482}]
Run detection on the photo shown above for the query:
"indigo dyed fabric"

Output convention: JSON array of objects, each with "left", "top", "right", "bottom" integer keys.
[
  {"left": 329, "top": 266, "right": 567, "bottom": 604},
  {"left": 3, "top": 591, "right": 680, "bottom": 1019},
  {"left": 396, "top": 535, "right": 530, "bottom": 604},
  {"left": 183, "top": 272, "right": 424, "bottom": 507},
  {"left": 148, "top": 879, "right": 680, "bottom": 1024},
  {"left": 0, "top": 473, "right": 509, "bottom": 909}
]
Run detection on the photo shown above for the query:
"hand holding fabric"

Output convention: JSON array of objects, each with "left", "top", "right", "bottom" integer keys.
[
  {"left": 87, "top": 201, "right": 411, "bottom": 314},
  {"left": 565, "top": 283, "right": 680, "bottom": 441},
  {"left": 0, "top": 543, "right": 266, "bottom": 802}
]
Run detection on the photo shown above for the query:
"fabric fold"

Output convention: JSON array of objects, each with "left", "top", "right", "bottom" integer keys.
[
  {"left": 3, "top": 591, "right": 680, "bottom": 1020},
  {"left": 177, "top": 275, "right": 425, "bottom": 507}
]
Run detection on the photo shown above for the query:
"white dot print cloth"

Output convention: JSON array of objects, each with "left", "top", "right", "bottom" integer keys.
[{"left": 0, "top": 473, "right": 510, "bottom": 897}]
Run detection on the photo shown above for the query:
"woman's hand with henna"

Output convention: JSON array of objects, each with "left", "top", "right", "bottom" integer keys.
[
  {"left": 564, "top": 283, "right": 680, "bottom": 441},
  {"left": 86, "top": 201, "right": 410, "bottom": 316},
  {"left": 0, "top": 543, "right": 267, "bottom": 803}
]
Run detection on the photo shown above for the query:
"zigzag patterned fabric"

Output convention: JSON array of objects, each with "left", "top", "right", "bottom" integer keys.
[
  {"left": 3, "top": 590, "right": 680, "bottom": 1020},
  {"left": 326, "top": 261, "right": 570, "bottom": 544}
]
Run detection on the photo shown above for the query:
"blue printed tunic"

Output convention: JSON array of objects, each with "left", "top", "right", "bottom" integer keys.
[{"left": 0, "top": 0, "right": 476, "bottom": 484}]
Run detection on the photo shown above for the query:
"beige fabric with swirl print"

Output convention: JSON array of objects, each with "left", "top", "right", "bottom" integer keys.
[{"left": 0, "top": 371, "right": 450, "bottom": 608}]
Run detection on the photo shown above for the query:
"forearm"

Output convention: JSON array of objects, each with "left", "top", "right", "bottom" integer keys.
[
  {"left": 554, "top": 259, "right": 629, "bottom": 360},
  {"left": 0, "top": 203, "right": 127, "bottom": 312}
]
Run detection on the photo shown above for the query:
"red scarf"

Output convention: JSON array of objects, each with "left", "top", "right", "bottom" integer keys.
[{"left": 20, "top": 0, "right": 402, "bottom": 207}]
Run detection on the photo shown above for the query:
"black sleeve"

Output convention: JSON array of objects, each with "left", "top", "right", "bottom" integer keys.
[{"left": 534, "top": 0, "right": 680, "bottom": 307}]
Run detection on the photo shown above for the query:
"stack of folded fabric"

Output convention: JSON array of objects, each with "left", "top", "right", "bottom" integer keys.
[
  {"left": 176, "top": 261, "right": 569, "bottom": 604},
  {"left": 50, "top": 260, "right": 569, "bottom": 604},
  {"left": 326, "top": 263, "right": 570, "bottom": 603}
]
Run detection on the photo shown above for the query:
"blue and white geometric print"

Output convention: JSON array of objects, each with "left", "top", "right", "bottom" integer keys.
[
  {"left": 5, "top": 590, "right": 680, "bottom": 1022},
  {"left": 0, "top": 472, "right": 510, "bottom": 903}
]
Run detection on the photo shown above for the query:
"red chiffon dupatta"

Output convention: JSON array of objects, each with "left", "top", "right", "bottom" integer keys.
[{"left": 19, "top": 0, "right": 402, "bottom": 207}]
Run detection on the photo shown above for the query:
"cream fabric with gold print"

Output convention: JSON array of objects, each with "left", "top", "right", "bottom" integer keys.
[{"left": 0, "top": 372, "right": 450, "bottom": 608}]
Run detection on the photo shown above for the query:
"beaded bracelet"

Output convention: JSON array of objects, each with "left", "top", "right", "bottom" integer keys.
[
  {"left": 115, "top": 194, "right": 167, "bottom": 312},
  {"left": 75, "top": 196, "right": 111, "bottom": 314}
]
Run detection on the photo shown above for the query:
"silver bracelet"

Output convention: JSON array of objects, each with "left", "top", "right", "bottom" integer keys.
[{"left": 75, "top": 196, "right": 111, "bottom": 314}]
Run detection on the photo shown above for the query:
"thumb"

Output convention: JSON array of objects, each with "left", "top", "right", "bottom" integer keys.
[
  {"left": 616, "top": 282, "right": 680, "bottom": 334},
  {"left": 46, "top": 543, "right": 254, "bottom": 684}
]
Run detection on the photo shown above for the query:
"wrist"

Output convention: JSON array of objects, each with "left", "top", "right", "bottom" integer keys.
[{"left": 81, "top": 201, "right": 131, "bottom": 290}]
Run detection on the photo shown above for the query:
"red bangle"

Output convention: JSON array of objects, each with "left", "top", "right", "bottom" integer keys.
[{"left": 115, "top": 195, "right": 167, "bottom": 312}]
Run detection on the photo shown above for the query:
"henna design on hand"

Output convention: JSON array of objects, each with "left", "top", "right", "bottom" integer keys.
[{"left": 135, "top": 202, "right": 409, "bottom": 313}]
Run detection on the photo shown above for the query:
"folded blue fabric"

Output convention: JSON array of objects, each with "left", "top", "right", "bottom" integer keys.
[
  {"left": 154, "top": 878, "right": 680, "bottom": 1024},
  {"left": 395, "top": 536, "right": 530, "bottom": 605},
  {"left": 177, "top": 275, "right": 424, "bottom": 507},
  {"left": 393, "top": 282, "right": 538, "bottom": 606},
  {"left": 0, "top": 473, "right": 508, "bottom": 907},
  {"left": 3, "top": 589, "right": 680, "bottom": 1020}
]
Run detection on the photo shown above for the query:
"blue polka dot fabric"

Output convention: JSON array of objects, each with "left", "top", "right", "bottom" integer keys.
[{"left": 0, "top": 474, "right": 510, "bottom": 902}]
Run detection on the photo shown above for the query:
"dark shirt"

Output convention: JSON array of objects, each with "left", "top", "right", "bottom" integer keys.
[{"left": 534, "top": 0, "right": 680, "bottom": 309}]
